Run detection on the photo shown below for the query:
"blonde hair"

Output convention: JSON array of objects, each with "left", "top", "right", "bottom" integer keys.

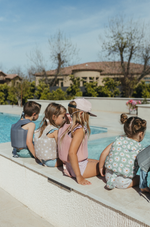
[
  {"left": 61, "top": 100, "right": 91, "bottom": 141},
  {"left": 39, "top": 102, "right": 66, "bottom": 137},
  {"left": 120, "top": 113, "right": 146, "bottom": 138}
]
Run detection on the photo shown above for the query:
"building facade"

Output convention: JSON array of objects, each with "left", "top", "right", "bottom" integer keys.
[
  {"left": 0, "top": 71, "right": 22, "bottom": 86},
  {"left": 34, "top": 62, "right": 150, "bottom": 87}
]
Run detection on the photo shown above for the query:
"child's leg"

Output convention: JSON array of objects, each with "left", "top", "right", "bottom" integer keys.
[
  {"left": 12, "top": 148, "right": 19, "bottom": 158},
  {"left": 17, "top": 149, "right": 34, "bottom": 158},
  {"left": 127, "top": 175, "right": 139, "bottom": 188},
  {"left": 139, "top": 169, "right": 150, "bottom": 192},
  {"left": 55, "top": 158, "right": 63, "bottom": 167},
  {"left": 82, "top": 159, "right": 99, "bottom": 178},
  {"left": 41, "top": 158, "right": 63, "bottom": 167},
  {"left": 139, "top": 169, "right": 148, "bottom": 188}
]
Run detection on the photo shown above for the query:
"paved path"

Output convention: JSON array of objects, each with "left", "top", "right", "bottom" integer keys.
[{"left": 0, "top": 187, "right": 54, "bottom": 227}]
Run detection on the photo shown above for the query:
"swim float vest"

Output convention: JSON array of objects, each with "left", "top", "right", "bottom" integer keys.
[
  {"left": 11, "top": 119, "right": 31, "bottom": 149},
  {"left": 58, "top": 123, "right": 88, "bottom": 163},
  {"left": 34, "top": 124, "right": 58, "bottom": 161}
]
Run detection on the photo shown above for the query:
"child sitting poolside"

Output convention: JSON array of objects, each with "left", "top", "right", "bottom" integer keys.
[
  {"left": 58, "top": 98, "right": 99, "bottom": 185},
  {"left": 34, "top": 103, "right": 66, "bottom": 167},
  {"left": 11, "top": 101, "right": 41, "bottom": 158},
  {"left": 136, "top": 145, "right": 150, "bottom": 193},
  {"left": 99, "top": 113, "right": 146, "bottom": 189}
]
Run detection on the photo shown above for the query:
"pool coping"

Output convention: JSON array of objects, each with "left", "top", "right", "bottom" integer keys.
[{"left": 0, "top": 142, "right": 150, "bottom": 227}]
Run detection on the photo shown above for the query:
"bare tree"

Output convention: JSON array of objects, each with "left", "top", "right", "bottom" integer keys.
[
  {"left": 48, "top": 30, "right": 79, "bottom": 86},
  {"left": 138, "top": 40, "right": 150, "bottom": 82},
  {"left": 100, "top": 16, "right": 150, "bottom": 97},
  {"left": 26, "top": 65, "right": 37, "bottom": 82},
  {"left": 27, "top": 31, "right": 79, "bottom": 87},
  {"left": 27, "top": 47, "right": 48, "bottom": 84}
]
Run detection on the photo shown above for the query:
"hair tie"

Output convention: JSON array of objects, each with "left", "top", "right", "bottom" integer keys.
[
  {"left": 21, "top": 111, "right": 25, "bottom": 119},
  {"left": 45, "top": 118, "right": 50, "bottom": 125}
]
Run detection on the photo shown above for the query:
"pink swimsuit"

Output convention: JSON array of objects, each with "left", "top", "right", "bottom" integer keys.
[{"left": 58, "top": 124, "right": 88, "bottom": 177}]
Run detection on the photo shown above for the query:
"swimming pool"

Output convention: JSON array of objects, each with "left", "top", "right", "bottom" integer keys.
[
  {"left": 88, "top": 134, "right": 150, "bottom": 159},
  {"left": 1, "top": 113, "right": 150, "bottom": 184},
  {"left": 0, "top": 113, "right": 107, "bottom": 144}
]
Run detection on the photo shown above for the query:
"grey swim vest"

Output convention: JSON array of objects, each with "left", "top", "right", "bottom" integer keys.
[{"left": 11, "top": 119, "right": 32, "bottom": 149}]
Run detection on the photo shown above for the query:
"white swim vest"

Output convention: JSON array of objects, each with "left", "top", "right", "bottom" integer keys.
[{"left": 34, "top": 124, "right": 58, "bottom": 161}]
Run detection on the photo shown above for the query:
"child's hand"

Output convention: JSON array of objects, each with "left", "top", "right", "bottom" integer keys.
[
  {"left": 76, "top": 175, "right": 91, "bottom": 185},
  {"left": 99, "top": 166, "right": 105, "bottom": 177}
]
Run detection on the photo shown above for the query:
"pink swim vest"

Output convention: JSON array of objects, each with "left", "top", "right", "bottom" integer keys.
[{"left": 58, "top": 123, "right": 88, "bottom": 163}]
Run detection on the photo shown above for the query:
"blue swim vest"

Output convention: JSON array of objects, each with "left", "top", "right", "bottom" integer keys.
[{"left": 11, "top": 119, "right": 31, "bottom": 149}]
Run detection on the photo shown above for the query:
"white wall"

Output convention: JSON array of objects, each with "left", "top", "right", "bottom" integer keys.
[
  {"left": 0, "top": 155, "right": 148, "bottom": 227},
  {"left": 29, "top": 97, "right": 150, "bottom": 115}
]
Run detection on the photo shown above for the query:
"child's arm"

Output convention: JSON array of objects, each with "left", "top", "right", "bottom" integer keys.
[
  {"left": 68, "top": 128, "right": 91, "bottom": 185},
  {"left": 99, "top": 142, "right": 113, "bottom": 177},
  {"left": 47, "top": 130, "right": 58, "bottom": 142},
  {"left": 26, "top": 123, "right": 36, "bottom": 158}
]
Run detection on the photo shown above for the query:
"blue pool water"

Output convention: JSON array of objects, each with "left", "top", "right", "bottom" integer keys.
[
  {"left": 88, "top": 135, "right": 150, "bottom": 159},
  {"left": 0, "top": 113, "right": 107, "bottom": 144},
  {"left": 1, "top": 113, "right": 150, "bottom": 185}
]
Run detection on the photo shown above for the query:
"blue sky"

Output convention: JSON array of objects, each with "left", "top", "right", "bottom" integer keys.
[{"left": 0, "top": 0, "right": 150, "bottom": 73}]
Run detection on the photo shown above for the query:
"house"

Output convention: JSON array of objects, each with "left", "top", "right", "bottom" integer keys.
[
  {"left": 0, "top": 71, "right": 22, "bottom": 86},
  {"left": 34, "top": 61, "right": 150, "bottom": 87}
]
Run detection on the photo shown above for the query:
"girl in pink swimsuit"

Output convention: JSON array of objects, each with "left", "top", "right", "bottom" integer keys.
[{"left": 58, "top": 98, "right": 100, "bottom": 185}]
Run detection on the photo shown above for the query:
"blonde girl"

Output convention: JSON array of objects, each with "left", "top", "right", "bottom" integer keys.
[
  {"left": 58, "top": 98, "right": 99, "bottom": 185},
  {"left": 99, "top": 114, "right": 146, "bottom": 189},
  {"left": 34, "top": 102, "right": 66, "bottom": 167}
]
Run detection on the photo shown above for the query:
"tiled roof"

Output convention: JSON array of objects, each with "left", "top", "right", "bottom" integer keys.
[
  {"left": 6, "top": 74, "right": 18, "bottom": 79},
  {"left": 6, "top": 74, "right": 22, "bottom": 80},
  {"left": 0, "top": 71, "right": 7, "bottom": 77},
  {"left": 34, "top": 61, "right": 144, "bottom": 76}
]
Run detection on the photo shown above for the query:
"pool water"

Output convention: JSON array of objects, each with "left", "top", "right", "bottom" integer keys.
[
  {"left": 1, "top": 113, "right": 150, "bottom": 185},
  {"left": 0, "top": 113, "right": 107, "bottom": 144},
  {"left": 88, "top": 134, "right": 150, "bottom": 186},
  {"left": 88, "top": 135, "right": 150, "bottom": 160}
]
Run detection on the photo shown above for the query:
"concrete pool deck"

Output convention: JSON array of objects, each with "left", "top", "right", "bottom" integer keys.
[
  {"left": 0, "top": 104, "right": 150, "bottom": 227},
  {"left": 0, "top": 187, "right": 54, "bottom": 227}
]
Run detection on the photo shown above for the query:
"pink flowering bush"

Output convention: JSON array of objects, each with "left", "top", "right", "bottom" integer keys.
[{"left": 126, "top": 100, "right": 141, "bottom": 111}]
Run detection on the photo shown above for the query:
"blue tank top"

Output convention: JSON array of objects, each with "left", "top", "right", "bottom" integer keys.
[{"left": 11, "top": 119, "right": 32, "bottom": 149}]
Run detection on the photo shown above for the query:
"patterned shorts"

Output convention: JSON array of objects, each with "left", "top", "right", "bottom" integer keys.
[{"left": 105, "top": 169, "right": 132, "bottom": 189}]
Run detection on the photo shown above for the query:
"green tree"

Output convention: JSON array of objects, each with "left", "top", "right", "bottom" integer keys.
[
  {"left": 0, "top": 84, "right": 9, "bottom": 104},
  {"left": 96, "top": 86, "right": 112, "bottom": 97},
  {"left": 22, "top": 80, "right": 36, "bottom": 104},
  {"left": 132, "top": 81, "right": 150, "bottom": 98},
  {"left": 35, "top": 79, "right": 51, "bottom": 100},
  {"left": 7, "top": 87, "right": 18, "bottom": 105},
  {"left": 49, "top": 88, "right": 67, "bottom": 100},
  {"left": 8, "top": 80, "right": 36, "bottom": 105},
  {"left": 84, "top": 81, "right": 98, "bottom": 97},
  {"left": 66, "top": 75, "right": 82, "bottom": 98},
  {"left": 97, "top": 77, "right": 120, "bottom": 97}
]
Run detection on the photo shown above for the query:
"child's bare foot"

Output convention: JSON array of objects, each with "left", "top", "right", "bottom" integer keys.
[{"left": 140, "top": 187, "right": 150, "bottom": 193}]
